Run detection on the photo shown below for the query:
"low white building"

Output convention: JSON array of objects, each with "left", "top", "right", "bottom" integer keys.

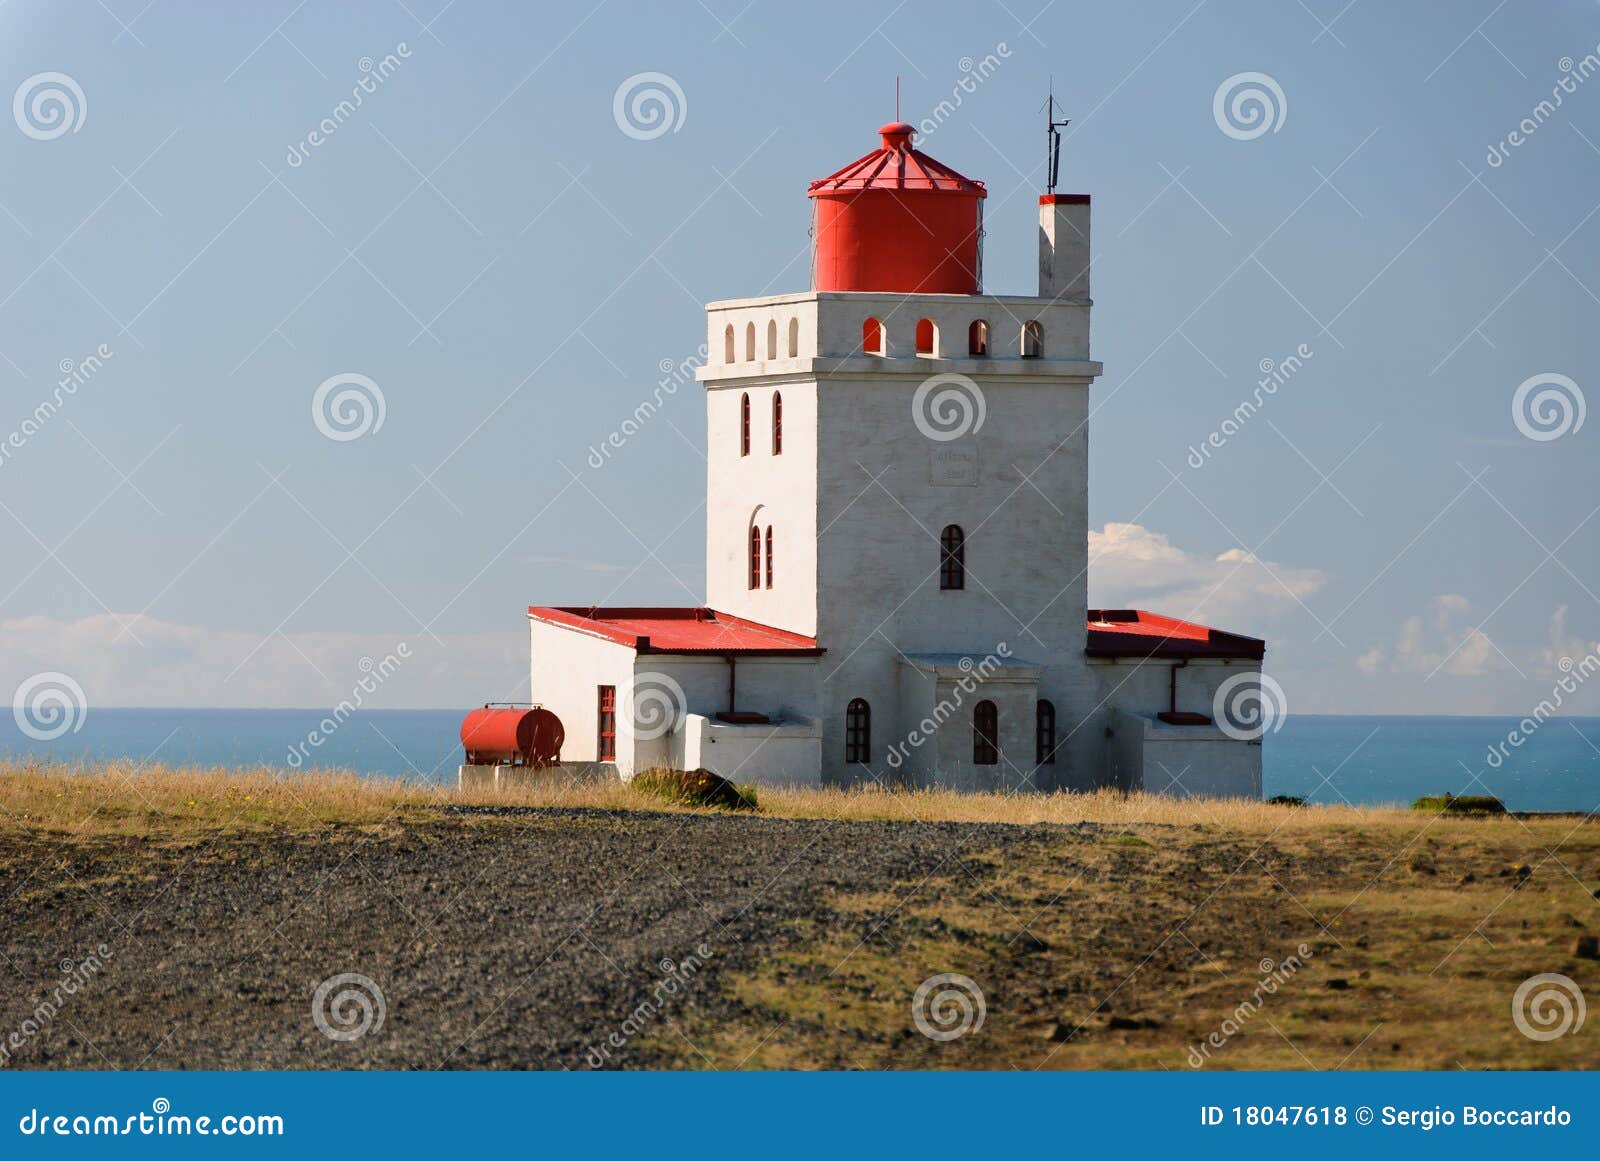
[{"left": 522, "top": 120, "right": 1268, "bottom": 797}]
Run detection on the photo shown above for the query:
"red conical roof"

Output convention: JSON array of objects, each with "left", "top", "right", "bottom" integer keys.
[{"left": 807, "top": 122, "right": 986, "bottom": 198}]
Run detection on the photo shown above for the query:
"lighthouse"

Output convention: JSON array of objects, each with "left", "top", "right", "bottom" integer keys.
[{"left": 520, "top": 117, "right": 1268, "bottom": 797}]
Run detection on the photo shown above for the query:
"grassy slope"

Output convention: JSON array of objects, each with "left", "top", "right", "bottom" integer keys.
[{"left": 4, "top": 762, "right": 1598, "bottom": 1070}]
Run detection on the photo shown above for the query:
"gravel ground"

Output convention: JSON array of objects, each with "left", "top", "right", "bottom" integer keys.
[{"left": 0, "top": 808, "right": 1058, "bottom": 1069}]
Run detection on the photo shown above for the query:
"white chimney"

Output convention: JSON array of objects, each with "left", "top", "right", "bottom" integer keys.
[{"left": 1038, "top": 194, "right": 1090, "bottom": 301}]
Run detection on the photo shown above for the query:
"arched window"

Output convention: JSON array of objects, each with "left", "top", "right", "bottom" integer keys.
[
  {"left": 764, "top": 525, "right": 774, "bottom": 588},
  {"left": 745, "top": 322, "right": 756, "bottom": 361},
  {"left": 968, "top": 319, "right": 988, "bottom": 356},
  {"left": 1022, "top": 320, "right": 1043, "bottom": 358},
  {"left": 787, "top": 317, "right": 799, "bottom": 358},
  {"left": 766, "top": 319, "right": 778, "bottom": 360},
  {"left": 915, "top": 318, "right": 937, "bottom": 356},
  {"left": 845, "top": 698, "right": 870, "bottom": 764},
  {"left": 863, "top": 317, "right": 885, "bottom": 355},
  {"left": 939, "top": 524, "right": 965, "bottom": 591},
  {"left": 974, "top": 700, "right": 998, "bottom": 766},
  {"left": 740, "top": 393, "right": 750, "bottom": 456},
  {"left": 1036, "top": 700, "right": 1056, "bottom": 766},
  {"left": 771, "top": 391, "right": 783, "bottom": 455},
  {"left": 748, "top": 524, "right": 762, "bottom": 590},
  {"left": 724, "top": 324, "right": 736, "bottom": 364}
]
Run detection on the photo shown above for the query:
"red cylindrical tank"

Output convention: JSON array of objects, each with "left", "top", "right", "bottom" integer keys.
[
  {"left": 808, "top": 122, "right": 986, "bottom": 295},
  {"left": 460, "top": 706, "right": 564, "bottom": 767}
]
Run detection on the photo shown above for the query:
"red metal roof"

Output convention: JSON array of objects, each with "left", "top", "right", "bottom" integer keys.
[
  {"left": 807, "top": 122, "right": 986, "bottom": 197},
  {"left": 1085, "top": 610, "right": 1265, "bottom": 661},
  {"left": 527, "top": 606, "right": 823, "bottom": 655}
]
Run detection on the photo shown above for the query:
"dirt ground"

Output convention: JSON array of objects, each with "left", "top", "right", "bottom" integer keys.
[{"left": 2, "top": 778, "right": 1598, "bottom": 1070}]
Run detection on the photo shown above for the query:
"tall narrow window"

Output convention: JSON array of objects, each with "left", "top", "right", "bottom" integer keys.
[
  {"left": 748, "top": 525, "right": 762, "bottom": 590},
  {"left": 940, "top": 524, "right": 965, "bottom": 591},
  {"left": 740, "top": 393, "right": 750, "bottom": 456},
  {"left": 863, "top": 317, "right": 884, "bottom": 355},
  {"left": 766, "top": 319, "right": 778, "bottom": 360},
  {"left": 915, "top": 318, "right": 937, "bottom": 356},
  {"left": 597, "top": 685, "right": 617, "bottom": 761},
  {"left": 771, "top": 391, "right": 783, "bottom": 455},
  {"left": 745, "top": 322, "right": 756, "bottom": 361},
  {"left": 1022, "top": 320, "right": 1043, "bottom": 358},
  {"left": 1036, "top": 699, "right": 1056, "bottom": 766},
  {"left": 724, "top": 324, "right": 736, "bottom": 364},
  {"left": 845, "top": 698, "right": 870, "bottom": 763},
  {"left": 968, "top": 319, "right": 988, "bottom": 356},
  {"left": 974, "top": 700, "right": 999, "bottom": 766},
  {"left": 787, "top": 317, "right": 799, "bottom": 357},
  {"left": 764, "top": 525, "right": 774, "bottom": 589}
]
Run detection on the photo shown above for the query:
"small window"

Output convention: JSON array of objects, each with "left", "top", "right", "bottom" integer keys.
[
  {"left": 845, "top": 698, "right": 870, "bottom": 764},
  {"left": 1022, "top": 320, "right": 1043, "bottom": 358},
  {"left": 771, "top": 391, "right": 783, "bottom": 455},
  {"left": 940, "top": 524, "right": 965, "bottom": 591},
  {"left": 724, "top": 324, "right": 735, "bottom": 364},
  {"left": 968, "top": 319, "right": 988, "bottom": 356},
  {"left": 974, "top": 700, "right": 998, "bottom": 766},
  {"left": 740, "top": 393, "right": 750, "bottom": 456},
  {"left": 1036, "top": 700, "right": 1056, "bottom": 766},
  {"left": 863, "top": 317, "right": 885, "bottom": 355},
  {"left": 766, "top": 319, "right": 778, "bottom": 360},
  {"left": 764, "top": 525, "right": 774, "bottom": 588},
  {"left": 745, "top": 322, "right": 756, "bottom": 361},
  {"left": 787, "top": 317, "right": 799, "bottom": 358},
  {"left": 597, "top": 685, "right": 617, "bottom": 761},
  {"left": 748, "top": 525, "right": 762, "bottom": 590},
  {"left": 915, "top": 318, "right": 937, "bottom": 357}
]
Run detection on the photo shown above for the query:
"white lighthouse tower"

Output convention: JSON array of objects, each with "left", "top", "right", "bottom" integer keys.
[{"left": 524, "top": 118, "right": 1268, "bottom": 797}]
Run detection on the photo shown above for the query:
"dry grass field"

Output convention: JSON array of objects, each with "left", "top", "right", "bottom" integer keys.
[{"left": 2, "top": 760, "right": 1597, "bottom": 1070}]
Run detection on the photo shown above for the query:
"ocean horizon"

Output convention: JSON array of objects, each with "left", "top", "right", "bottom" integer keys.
[{"left": 4, "top": 708, "right": 1598, "bottom": 811}]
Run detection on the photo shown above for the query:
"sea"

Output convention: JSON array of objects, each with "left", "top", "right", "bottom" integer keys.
[{"left": 3, "top": 709, "right": 1599, "bottom": 811}]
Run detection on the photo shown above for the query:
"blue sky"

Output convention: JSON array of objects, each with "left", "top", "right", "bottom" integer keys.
[{"left": 1, "top": 0, "right": 1597, "bottom": 715}]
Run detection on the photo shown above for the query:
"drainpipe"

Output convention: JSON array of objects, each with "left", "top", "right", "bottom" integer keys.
[
  {"left": 725, "top": 654, "right": 736, "bottom": 715},
  {"left": 1169, "top": 657, "right": 1189, "bottom": 715}
]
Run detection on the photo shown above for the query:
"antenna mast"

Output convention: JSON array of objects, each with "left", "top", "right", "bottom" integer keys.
[{"left": 1045, "top": 81, "right": 1071, "bottom": 193}]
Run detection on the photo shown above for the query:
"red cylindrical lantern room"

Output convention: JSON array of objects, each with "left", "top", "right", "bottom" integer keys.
[{"left": 808, "top": 122, "right": 987, "bottom": 295}]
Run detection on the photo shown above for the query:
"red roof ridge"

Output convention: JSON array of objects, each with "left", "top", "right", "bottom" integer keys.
[
  {"left": 527, "top": 606, "right": 822, "bottom": 656},
  {"left": 808, "top": 146, "right": 986, "bottom": 197},
  {"left": 1085, "top": 609, "right": 1265, "bottom": 661}
]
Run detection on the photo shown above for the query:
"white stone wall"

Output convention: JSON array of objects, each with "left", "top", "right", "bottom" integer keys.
[
  {"left": 704, "top": 292, "right": 1091, "bottom": 364},
  {"left": 677, "top": 714, "right": 822, "bottom": 788},
  {"left": 814, "top": 372, "right": 1095, "bottom": 788},
  {"left": 528, "top": 619, "right": 636, "bottom": 770},
  {"left": 1089, "top": 657, "right": 1262, "bottom": 726},
  {"left": 1095, "top": 660, "right": 1267, "bottom": 799},
  {"left": 1108, "top": 709, "right": 1262, "bottom": 799},
  {"left": 697, "top": 291, "right": 1101, "bottom": 790},
  {"left": 703, "top": 380, "right": 819, "bottom": 637}
]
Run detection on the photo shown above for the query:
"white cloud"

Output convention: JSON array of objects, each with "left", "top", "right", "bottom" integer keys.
[
  {"left": 0, "top": 613, "right": 525, "bottom": 708},
  {"left": 1087, "top": 522, "right": 1326, "bottom": 630},
  {"left": 1358, "top": 594, "right": 1504, "bottom": 678},
  {"left": 1540, "top": 604, "right": 1600, "bottom": 673}
]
